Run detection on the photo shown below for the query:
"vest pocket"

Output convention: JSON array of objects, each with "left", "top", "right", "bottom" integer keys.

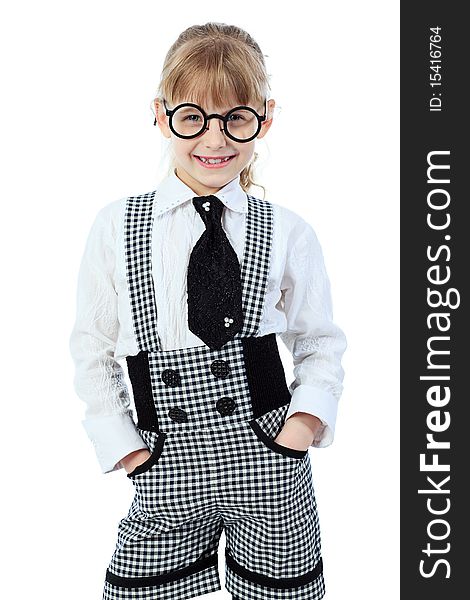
[
  {"left": 248, "top": 403, "right": 308, "bottom": 460},
  {"left": 249, "top": 419, "right": 308, "bottom": 459},
  {"left": 126, "top": 432, "right": 167, "bottom": 478}
]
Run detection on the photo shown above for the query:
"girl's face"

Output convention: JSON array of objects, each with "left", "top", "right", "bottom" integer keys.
[{"left": 155, "top": 96, "right": 275, "bottom": 196}]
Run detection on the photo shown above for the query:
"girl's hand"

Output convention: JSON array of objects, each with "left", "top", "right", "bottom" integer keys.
[
  {"left": 120, "top": 448, "right": 152, "bottom": 474},
  {"left": 273, "top": 412, "right": 323, "bottom": 451}
]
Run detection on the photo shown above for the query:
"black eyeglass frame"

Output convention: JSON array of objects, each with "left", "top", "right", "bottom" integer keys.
[{"left": 155, "top": 99, "right": 268, "bottom": 143}]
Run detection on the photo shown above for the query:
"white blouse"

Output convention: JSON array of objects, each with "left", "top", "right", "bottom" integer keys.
[{"left": 69, "top": 169, "right": 347, "bottom": 474}]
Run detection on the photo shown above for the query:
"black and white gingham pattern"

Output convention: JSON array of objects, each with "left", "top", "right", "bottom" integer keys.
[
  {"left": 235, "top": 195, "right": 273, "bottom": 337},
  {"left": 124, "top": 192, "right": 273, "bottom": 351},
  {"left": 147, "top": 338, "right": 257, "bottom": 432},
  {"left": 124, "top": 191, "right": 161, "bottom": 352},
  {"left": 104, "top": 191, "right": 325, "bottom": 599},
  {"left": 104, "top": 404, "right": 323, "bottom": 600}
]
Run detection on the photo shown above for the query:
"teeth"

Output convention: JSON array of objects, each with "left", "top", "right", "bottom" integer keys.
[{"left": 198, "top": 156, "right": 232, "bottom": 164}]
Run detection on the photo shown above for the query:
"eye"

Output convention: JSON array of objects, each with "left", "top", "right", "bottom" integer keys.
[
  {"left": 183, "top": 114, "right": 202, "bottom": 122},
  {"left": 227, "top": 112, "right": 245, "bottom": 121}
]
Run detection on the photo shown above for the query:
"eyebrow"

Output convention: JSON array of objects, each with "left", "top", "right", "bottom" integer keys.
[
  {"left": 185, "top": 97, "right": 246, "bottom": 109},
  {"left": 197, "top": 104, "right": 243, "bottom": 113}
]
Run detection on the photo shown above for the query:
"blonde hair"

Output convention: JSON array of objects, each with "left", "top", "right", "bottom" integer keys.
[{"left": 152, "top": 22, "right": 271, "bottom": 198}]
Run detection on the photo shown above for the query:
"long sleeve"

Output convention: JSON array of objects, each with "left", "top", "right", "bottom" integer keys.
[
  {"left": 278, "top": 217, "right": 347, "bottom": 448},
  {"left": 69, "top": 207, "right": 148, "bottom": 474}
]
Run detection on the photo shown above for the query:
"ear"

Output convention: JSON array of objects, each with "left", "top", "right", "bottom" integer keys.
[
  {"left": 256, "top": 98, "right": 276, "bottom": 140},
  {"left": 154, "top": 99, "right": 172, "bottom": 139}
]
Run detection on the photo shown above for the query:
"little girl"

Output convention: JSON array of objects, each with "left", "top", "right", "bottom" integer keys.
[{"left": 69, "top": 22, "right": 347, "bottom": 600}]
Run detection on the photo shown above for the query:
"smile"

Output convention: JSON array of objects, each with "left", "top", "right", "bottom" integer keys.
[{"left": 194, "top": 155, "right": 236, "bottom": 168}]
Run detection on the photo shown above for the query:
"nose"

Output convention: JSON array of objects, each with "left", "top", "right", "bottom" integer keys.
[{"left": 202, "top": 117, "right": 227, "bottom": 147}]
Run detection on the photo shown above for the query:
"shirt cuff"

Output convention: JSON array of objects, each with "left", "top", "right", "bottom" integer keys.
[
  {"left": 82, "top": 411, "right": 149, "bottom": 474},
  {"left": 285, "top": 384, "right": 338, "bottom": 448}
]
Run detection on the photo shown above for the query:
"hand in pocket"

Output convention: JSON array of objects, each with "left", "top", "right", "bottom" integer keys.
[
  {"left": 274, "top": 418, "right": 317, "bottom": 451},
  {"left": 120, "top": 448, "right": 152, "bottom": 474}
]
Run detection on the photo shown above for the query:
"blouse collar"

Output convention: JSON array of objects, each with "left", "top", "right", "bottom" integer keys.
[{"left": 153, "top": 168, "right": 248, "bottom": 217}]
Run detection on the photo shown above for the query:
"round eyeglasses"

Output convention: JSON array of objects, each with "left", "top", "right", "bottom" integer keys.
[{"left": 156, "top": 99, "right": 268, "bottom": 143}]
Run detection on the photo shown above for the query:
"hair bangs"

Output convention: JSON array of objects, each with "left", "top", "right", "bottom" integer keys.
[{"left": 163, "top": 43, "right": 266, "bottom": 111}]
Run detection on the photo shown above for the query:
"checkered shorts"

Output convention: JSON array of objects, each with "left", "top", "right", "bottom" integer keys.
[{"left": 103, "top": 401, "right": 324, "bottom": 600}]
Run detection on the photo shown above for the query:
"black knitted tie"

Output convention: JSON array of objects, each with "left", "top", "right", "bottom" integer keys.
[{"left": 187, "top": 195, "right": 243, "bottom": 350}]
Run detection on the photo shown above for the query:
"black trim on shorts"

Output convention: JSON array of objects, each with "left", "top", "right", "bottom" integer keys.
[
  {"left": 225, "top": 549, "right": 323, "bottom": 589},
  {"left": 105, "top": 552, "right": 218, "bottom": 588}
]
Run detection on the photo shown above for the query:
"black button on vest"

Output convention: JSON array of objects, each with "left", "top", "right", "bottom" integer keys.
[
  {"left": 168, "top": 407, "right": 188, "bottom": 423},
  {"left": 210, "top": 359, "right": 231, "bottom": 379},
  {"left": 187, "top": 195, "right": 244, "bottom": 350},
  {"left": 161, "top": 369, "right": 181, "bottom": 387},
  {"left": 216, "top": 397, "right": 237, "bottom": 416}
]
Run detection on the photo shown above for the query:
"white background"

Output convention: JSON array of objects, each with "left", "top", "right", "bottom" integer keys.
[{"left": 0, "top": 2, "right": 399, "bottom": 598}]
